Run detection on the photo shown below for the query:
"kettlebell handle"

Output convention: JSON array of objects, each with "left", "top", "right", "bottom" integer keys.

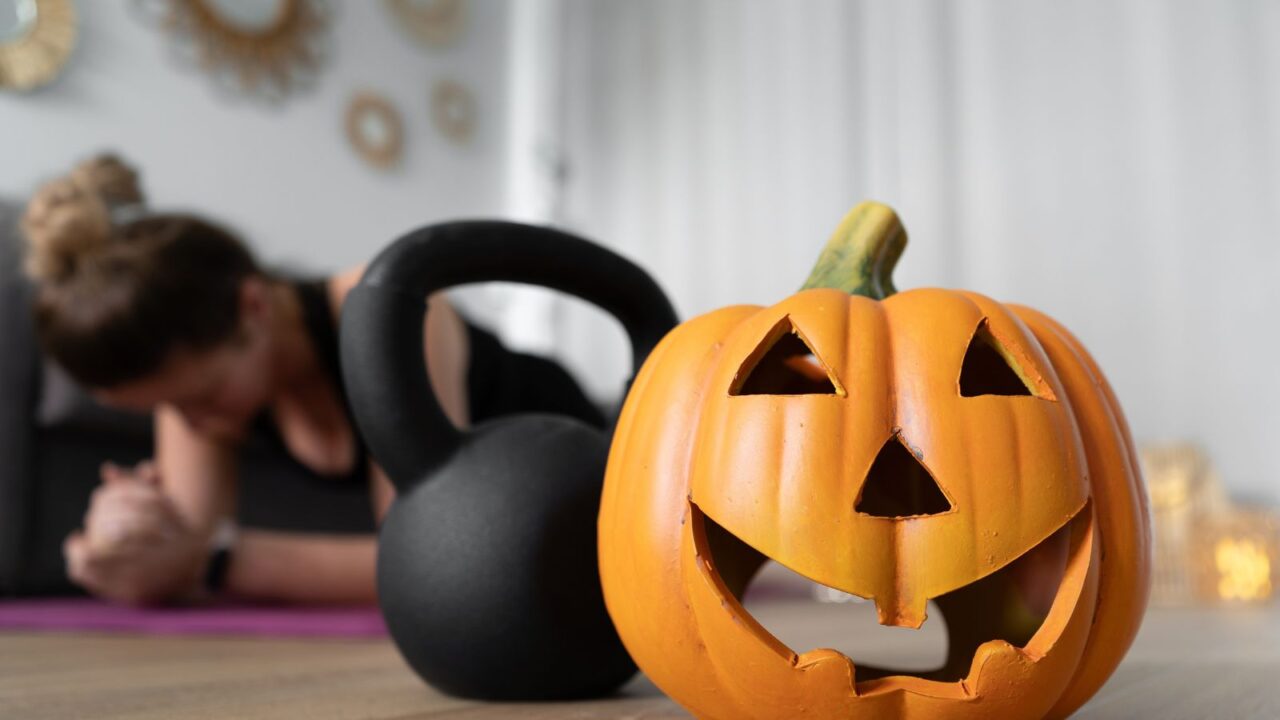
[{"left": 340, "top": 220, "right": 678, "bottom": 489}]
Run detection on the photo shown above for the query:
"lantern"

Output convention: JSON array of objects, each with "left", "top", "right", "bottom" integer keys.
[
  {"left": 599, "top": 202, "right": 1151, "bottom": 720},
  {"left": 1194, "top": 508, "right": 1278, "bottom": 604}
]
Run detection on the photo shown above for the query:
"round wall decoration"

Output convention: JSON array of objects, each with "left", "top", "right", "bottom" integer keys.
[
  {"left": 431, "top": 78, "right": 476, "bottom": 144},
  {"left": 346, "top": 91, "right": 404, "bottom": 169},
  {"left": 385, "top": 0, "right": 464, "bottom": 49},
  {"left": 0, "top": 0, "right": 77, "bottom": 91},
  {"left": 135, "top": 0, "right": 331, "bottom": 103}
]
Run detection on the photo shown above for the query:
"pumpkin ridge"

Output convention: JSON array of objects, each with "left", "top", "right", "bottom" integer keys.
[
  {"left": 600, "top": 311, "right": 680, "bottom": 547},
  {"left": 1011, "top": 306, "right": 1148, "bottom": 718}
]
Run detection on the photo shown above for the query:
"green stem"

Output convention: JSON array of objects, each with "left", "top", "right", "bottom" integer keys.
[{"left": 801, "top": 201, "right": 907, "bottom": 299}]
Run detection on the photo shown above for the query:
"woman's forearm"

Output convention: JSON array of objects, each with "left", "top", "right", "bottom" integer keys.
[
  {"left": 225, "top": 530, "right": 378, "bottom": 604},
  {"left": 155, "top": 406, "right": 239, "bottom": 540}
]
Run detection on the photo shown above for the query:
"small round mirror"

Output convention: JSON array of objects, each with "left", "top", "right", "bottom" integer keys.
[
  {"left": 431, "top": 79, "right": 476, "bottom": 144},
  {"left": 359, "top": 111, "right": 392, "bottom": 149},
  {"left": 346, "top": 92, "right": 404, "bottom": 169},
  {"left": 0, "top": 0, "right": 37, "bottom": 43}
]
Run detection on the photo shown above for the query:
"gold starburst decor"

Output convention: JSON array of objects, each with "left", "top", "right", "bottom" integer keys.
[
  {"left": 0, "top": 0, "right": 77, "bottom": 91},
  {"left": 386, "top": 0, "right": 464, "bottom": 49},
  {"left": 135, "top": 0, "right": 331, "bottom": 103}
]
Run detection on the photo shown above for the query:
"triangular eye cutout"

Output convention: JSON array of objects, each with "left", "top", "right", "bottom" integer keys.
[
  {"left": 856, "top": 436, "right": 952, "bottom": 518},
  {"left": 959, "top": 321, "right": 1038, "bottom": 397},
  {"left": 731, "top": 317, "right": 842, "bottom": 396}
]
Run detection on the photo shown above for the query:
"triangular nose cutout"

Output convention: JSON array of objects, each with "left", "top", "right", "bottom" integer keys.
[{"left": 856, "top": 437, "right": 952, "bottom": 518}]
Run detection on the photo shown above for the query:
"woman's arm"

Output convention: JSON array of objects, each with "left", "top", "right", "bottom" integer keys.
[
  {"left": 64, "top": 407, "right": 239, "bottom": 604},
  {"left": 185, "top": 270, "right": 473, "bottom": 599},
  {"left": 367, "top": 294, "right": 471, "bottom": 519},
  {"left": 329, "top": 265, "right": 471, "bottom": 430},
  {"left": 71, "top": 271, "right": 474, "bottom": 605},
  {"left": 223, "top": 531, "right": 378, "bottom": 604},
  {"left": 155, "top": 405, "right": 238, "bottom": 541},
  {"left": 423, "top": 291, "right": 471, "bottom": 429},
  {"left": 230, "top": 276, "right": 473, "bottom": 599},
  {"left": 77, "top": 420, "right": 378, "bottom": 604},
  {"left": 66, "top": 499, "right": 380, "bottom": 604},
  {"left": 153, "top": 389, "right": 380, "bottom": 603},
  {"left": 334, "top": 265, "right": 471, "bottom": 521}
]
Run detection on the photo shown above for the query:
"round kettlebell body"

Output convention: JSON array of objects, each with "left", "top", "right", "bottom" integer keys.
[{"left": 377, "top": 417, "right": 632, "bottom": 700}]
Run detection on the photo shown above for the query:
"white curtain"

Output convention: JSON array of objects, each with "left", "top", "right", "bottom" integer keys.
[{"left": 515, "top": 0, "right": 1280, "bottom": 503}]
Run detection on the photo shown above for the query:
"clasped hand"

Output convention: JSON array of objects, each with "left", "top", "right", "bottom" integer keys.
[{"left": 63, "top": 461, "right": 207, "bottom": 606}]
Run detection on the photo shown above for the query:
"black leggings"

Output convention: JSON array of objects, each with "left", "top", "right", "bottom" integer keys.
[{"left": 464, "top": 322, "right": 606, "bottom": 429}]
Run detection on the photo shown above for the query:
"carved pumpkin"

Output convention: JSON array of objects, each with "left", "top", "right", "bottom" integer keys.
[{"left": 598, "top": 202, "right": 1150, "bottom": 719}]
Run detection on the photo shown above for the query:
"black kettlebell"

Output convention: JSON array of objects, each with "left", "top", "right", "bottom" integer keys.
[{"left": 339, "top": 221, "right": 678, "bottom": 701}]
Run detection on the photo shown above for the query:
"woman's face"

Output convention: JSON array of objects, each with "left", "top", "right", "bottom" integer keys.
[
  {"left": 94, "top": 280, "right": 276, "bottom": 438},
  {"left": 98, "top": 339, "right": 272, "bottom": 437}
]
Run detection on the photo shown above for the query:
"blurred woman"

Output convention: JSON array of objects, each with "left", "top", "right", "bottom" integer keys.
[{"left": 23, "top": 154, "right": 602, "bottom": 605}]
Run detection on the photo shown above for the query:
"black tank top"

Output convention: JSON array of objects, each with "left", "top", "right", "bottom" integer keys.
[
  {"left": 249, "top": 280, "right": 369, "bottom": 484},
  {"left": 247, "top": 279, "right": 607, "bottom": 487}
]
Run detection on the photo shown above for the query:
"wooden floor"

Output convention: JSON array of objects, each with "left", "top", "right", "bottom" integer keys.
[{"left": 0, "top": 603, "right": 1276, "bottom": 719}]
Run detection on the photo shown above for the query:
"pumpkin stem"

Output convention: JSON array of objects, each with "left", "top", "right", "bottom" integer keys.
[{"left": 801, "top": 201, "right": 906, "bottom": 299}]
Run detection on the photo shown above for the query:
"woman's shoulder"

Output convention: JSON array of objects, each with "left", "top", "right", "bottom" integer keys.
[
  {"left": 323, "top": 265, "right": 368, "bottom": 323},
  {"left": 325, "top": 264, "right": 458, "bottom": 318}
]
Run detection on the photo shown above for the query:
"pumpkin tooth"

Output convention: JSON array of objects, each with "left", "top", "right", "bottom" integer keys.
[
  {"left": 795, "top": 649, "right": 857, "bottom": 690},
  {"left": 874, "top": 594, "right": 929, "bottom": 630},
  {"left": 964, "top": 639, "right": 1030, "bottom": 691}
]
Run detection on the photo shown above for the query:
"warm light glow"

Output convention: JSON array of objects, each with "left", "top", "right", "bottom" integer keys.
[
  {"left": 1215, "top": 538, "right": 1273, "bottom": 601},
  {"left": 1149, "top": 474, "right": 1190, "bottom": 509}
]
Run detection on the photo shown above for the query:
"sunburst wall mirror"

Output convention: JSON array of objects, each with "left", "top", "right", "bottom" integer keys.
[
  {"left": 0, "top": 0, "right": 77, "bottom": 91},
  {"left": 135, "top": 0, "right": 331, "bottom": 103}
]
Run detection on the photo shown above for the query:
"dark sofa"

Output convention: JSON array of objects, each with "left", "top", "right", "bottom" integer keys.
[{"left": 0, "top": 200, "right": 375, "bottom": 597}]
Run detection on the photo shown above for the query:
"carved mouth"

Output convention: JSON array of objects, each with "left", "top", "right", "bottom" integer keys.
[{"left": 690, "top": 502, "right": 1090, "bottom": 693}]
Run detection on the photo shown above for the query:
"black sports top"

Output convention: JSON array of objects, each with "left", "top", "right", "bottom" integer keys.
[
  {"left": 249, "top": 280, "right": 371, "bottom": 485},
  {"left": 247, "top": 279, "right": 607, "bottom": 487}
]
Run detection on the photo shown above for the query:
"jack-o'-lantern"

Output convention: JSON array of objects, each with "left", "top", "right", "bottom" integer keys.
[{"left": 598, "top": 202, "right": 1150, "bottom": 719}]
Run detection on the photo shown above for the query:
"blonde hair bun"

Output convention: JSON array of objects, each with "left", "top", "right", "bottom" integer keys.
[
  {"left": 23, "top": 153, "right": 146, "bottom": 284},
  {"left": 71, "top": 154, "right": 145, "bottom": 209}
]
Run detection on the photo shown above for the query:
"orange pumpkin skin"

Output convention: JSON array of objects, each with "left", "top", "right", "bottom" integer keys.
[{"left": 598, "top": 204, "right": 1150, "bottom": 720}]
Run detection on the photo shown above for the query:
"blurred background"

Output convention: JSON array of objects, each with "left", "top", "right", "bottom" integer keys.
[{"left": 1, "top": 1, "right": 1277, "bottom": 603}]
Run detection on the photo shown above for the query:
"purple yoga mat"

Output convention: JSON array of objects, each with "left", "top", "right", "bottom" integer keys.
[{"left": 0, "top": 598, "right": 387, "bottom": 637}]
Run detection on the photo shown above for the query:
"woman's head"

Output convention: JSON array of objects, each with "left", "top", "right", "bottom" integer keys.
[{"left": 24, "top": 154, "right": 275, "bottom": 434}]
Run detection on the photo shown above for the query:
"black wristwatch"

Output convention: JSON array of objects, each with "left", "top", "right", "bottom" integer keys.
[
  {"left": 203, "top": 547, "right": 232, "bottom": 594},
  {"left": 202, "top": 520, "right": 237, "bottom": 594}
]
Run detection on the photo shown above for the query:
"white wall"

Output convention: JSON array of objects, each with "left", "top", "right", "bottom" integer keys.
[
  {"left": 7, "top": 2, "right": 1278, "bottom": 506},
  {"left": 0, "top": 1, "right": 513, "bottom": 273},
  {"left": 552, "top": 0, "right": 1280, "bottom": 504}
]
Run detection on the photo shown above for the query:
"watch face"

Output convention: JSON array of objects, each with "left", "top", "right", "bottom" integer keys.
[{"left": 0, "top": 0, "right": 77, "bottom": 91}]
